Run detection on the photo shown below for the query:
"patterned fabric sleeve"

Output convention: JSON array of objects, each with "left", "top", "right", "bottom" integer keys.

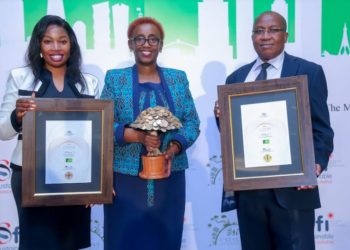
[
  {"left": 100, "top": 70, "right": 127, "bottom": 146},
  {"left": 168, "top": 70, "right": 200, "bottom": 152}
]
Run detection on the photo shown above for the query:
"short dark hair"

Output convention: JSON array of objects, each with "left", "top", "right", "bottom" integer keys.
[
  {"left": 253, "top": 11, "right": 287, "bottom": 31},
  {"left": 127, "top": 17, "right": 165, "bottom": 40},
  {"left": 26, "top": 15, "right": 86, "bottom": 89}
]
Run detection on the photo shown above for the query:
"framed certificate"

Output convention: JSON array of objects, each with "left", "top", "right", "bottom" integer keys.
[
  {"left": 218, "top": 75, "right": 317, "bottom": 191},
  {"left": 22, "top": 98, "right": 114, "bottom": 206}
]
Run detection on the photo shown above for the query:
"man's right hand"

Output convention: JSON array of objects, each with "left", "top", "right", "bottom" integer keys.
[{"left": 214, "top": 100, "right": 220, "bottom": 118}]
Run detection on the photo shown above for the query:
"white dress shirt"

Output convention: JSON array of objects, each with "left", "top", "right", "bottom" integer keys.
[{"left": 245, "top": 51, "right": 285, "bottom": 82}]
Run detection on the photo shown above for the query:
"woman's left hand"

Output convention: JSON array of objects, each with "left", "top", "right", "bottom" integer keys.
[
  {"left": 163, "top": 142, "right": 181, "bottom": 172},
  {"left": 164, "top": 149, "right": 174, "bottom": 177},
  {"left": 164, "top": 142, "right": 180, "bottom": 160}
]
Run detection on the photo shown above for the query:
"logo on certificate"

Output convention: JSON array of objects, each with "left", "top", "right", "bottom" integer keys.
[
  {"left": 263, "top": 154, "right": 272, "bottom": 162},
  {"left": 65, "top": 171, "right": 73, "bottom": 180}
]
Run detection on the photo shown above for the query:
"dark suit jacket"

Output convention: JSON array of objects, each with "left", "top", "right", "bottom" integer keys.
[{"left": 225, "top": 52, "right": 334, "bottom": 210}]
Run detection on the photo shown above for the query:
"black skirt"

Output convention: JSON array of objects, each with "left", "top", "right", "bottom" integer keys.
[{"left": 11, "top": 164, "right": 91, "bottom": 250}]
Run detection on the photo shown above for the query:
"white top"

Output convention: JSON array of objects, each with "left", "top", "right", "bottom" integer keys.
[{"left": 0, "top": 66, "right": 99, "bottom": 166}]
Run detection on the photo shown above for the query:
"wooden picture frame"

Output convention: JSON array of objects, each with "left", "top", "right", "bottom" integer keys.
[
  {"left": 22, "top": 98, "right": 114, "bottom": 206},
  {"left": 218, "top": 75, "right": 317, "bottom": 191}
]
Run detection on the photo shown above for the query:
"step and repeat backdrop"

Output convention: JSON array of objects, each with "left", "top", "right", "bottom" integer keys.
[{"left": 0, "top": 0, "right": 349, "bottom": 249}]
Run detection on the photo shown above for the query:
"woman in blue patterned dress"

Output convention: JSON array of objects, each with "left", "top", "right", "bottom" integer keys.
[{"left": 102, "top": 17, "right": 200, "bottom": 250}]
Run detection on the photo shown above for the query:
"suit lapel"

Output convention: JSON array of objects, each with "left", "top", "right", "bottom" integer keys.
[
  {"left": 239, "top": 61, "right": 256, "bottom": 82},
  {"left": 281, "top": 53, "right": 300, "bottom": 77}
]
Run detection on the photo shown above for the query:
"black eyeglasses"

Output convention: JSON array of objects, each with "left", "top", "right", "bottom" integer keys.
[
  {"left": 130, "top": 36, "right": 161, "bottom": 46},
  {"left": 252, "top": 28, "right": 286, "bottom": 35}
]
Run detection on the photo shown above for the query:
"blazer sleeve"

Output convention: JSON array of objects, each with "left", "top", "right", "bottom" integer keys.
[
  {"left": 100, "top": 70, "right": 128, "bottom": 146},
  {"left": 170, "top": 71, "right": 200, "bottom": 152},
  {"left": 83, "top": 73, "right": 100, "bottom": 99},
  {"left": 308, "top": 65, "right": 334, "bottom": 170},
  {"left": 92, "top": 76, "right": 100, "bottom": 99},
  {"left": 0, "top": 70, "right": 21, "bottom": 140}
]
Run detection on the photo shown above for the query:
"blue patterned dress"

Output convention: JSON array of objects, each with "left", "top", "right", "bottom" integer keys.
[{"left": 103, "top": 65, "right": 199, "bottom": 250}]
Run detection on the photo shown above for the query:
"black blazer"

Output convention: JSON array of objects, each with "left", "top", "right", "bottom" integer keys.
[{"left": 225, "top": 52, "right": 334, "bottom": 210}]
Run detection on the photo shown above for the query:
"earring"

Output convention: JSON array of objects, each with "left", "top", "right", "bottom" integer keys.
[{"left": 40, "top": 53, "right": 43, "bottom": 58}]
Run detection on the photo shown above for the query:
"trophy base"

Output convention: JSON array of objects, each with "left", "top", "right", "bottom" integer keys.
[{"left": 139, "top": 154, "right": 170, "bottom": 180}]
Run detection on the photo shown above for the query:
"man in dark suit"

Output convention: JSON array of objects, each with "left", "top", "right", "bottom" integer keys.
[{"left": 214, "top": 11, "right": 334, "bottom": 250}]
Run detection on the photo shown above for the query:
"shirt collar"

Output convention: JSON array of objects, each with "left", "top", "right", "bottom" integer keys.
[{"left": 253, "top": 51, "right": 285, "bottom": 72}]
